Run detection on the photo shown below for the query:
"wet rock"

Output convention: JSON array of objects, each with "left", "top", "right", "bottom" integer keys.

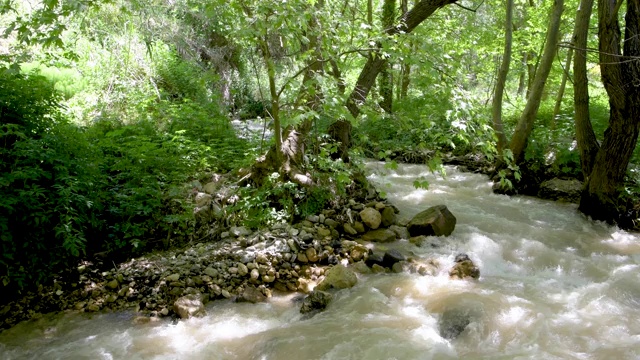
[
  {"left": 392, "top": 262, "right": 404, "bottom": 273},
  {"left": 349, "top": 244, "right": 368, "bottom": 262},
  {"left": 173, "top": 294, "right": 205, "bottom": 319},
  {"left": 351, "top": 261, "right": 372, "bottom": 274},
  {"left": 382, "top": 249, "right": 406, "bottom": 268},
  {"left": 343, "top": 223, "right": 358, "bottom": 235},
  {"left": 221, "top": 290, "right": 232, "bottom": 298},
  {"left": 438, "top": 307, "right": 472, "bottom": 340},
  {"left": 389, "top": 225, "right": 410, "bottom": 240},
  {"left": 353, "top": 222, "right": 366, "bottom": 233},
  {"left": 365, "top": 252, "right": 385, "bottom": 268},
  {"left": 359, "top": 208, "right": 382, "bottom": 229},
  {"left": 380, "top": 207, "right": 397, "bottom": 227},
  {"left": 237, "top": 286, "right": 267, "bottom": 303},
  {"left": 409, "top": 235, "right": 427, "bottom": 246},
  {"left": 407, "top": 205, "right": 456, "bottom": 237},
  {"left": 538, "top": 178, "right": 582, "bottom": 203},
  {"left": 316, "top": 264, "right": 357, "bottom": 291},
  {"left": 362, "top": 229, "right": 396, "bottom": 243},
  {"left": 449, "top": 254, "right": 480, "bottom": 280},
  {"left": 300, "top": 290, "right": 333, "bottom": 314}
]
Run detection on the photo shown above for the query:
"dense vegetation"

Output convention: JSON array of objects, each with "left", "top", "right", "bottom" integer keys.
[{"left": 1, "top": 0, "right": 640, "bottom": 299}]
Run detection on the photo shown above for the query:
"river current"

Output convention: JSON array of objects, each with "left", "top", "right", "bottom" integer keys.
[{"left": 1, "top": 162, "right": 639, "bottom": 359}]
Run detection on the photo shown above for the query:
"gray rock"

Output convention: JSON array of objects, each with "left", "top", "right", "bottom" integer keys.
[
  {"left": 380, "top": 207, "right": 397, "bottom": 227},
  {"left": 343, "top": 223, "right": 358, "bottom": 235},
  {"left": 438, "top": 307, "right": 472, "bottom": 340},
  {"left": 231, "top": 226, "right": 251, "bottom": 237},
  {"left": 237, "top": 263, "right": 249, "bottom": 276},
  {"left": 237, "top": 286, "right": 267, "bottom": 303},
  {"left": 166, "top": 273, "right": 180, "bottom": 282},
  {"left": 324, "top": 218, "right": 339, "bottom": 228},
  {"left": 538, "top": 178, "right": 583, "bottom": 203},
  {"left": 382, "top": 249, "right": 406, "bottom": 268},
  {"left": 407, "top": 205, "right": 456, "bottom": 237},
  {"left": 203, "top": 267, "right": 218, "bottom": 278},
  {"left": 365, "top": 252, "right": 385, "bottom": 268},
  {"left": 359, "top": 208, "right": 382, "bottom": 229},
  {"left": 300, "top": 290, "right": 333, "bottom": 314},
  {"left": 173, "top": 294, "right": 205, "bottom": 319},
  {"left": 389, "top": 225, "right": 410, "bottom": 240},
  {"left": 316, "top": 264, "right": 358, "bottom": 291},
  {"left": 362, "top": 229, "right": 396, "bottom": 243},
  {"left": 449, "top": 254, "right": 480, "bottom": 280},
  {"left": 306, "top": 215, "right": 320, "bottom": 223}
]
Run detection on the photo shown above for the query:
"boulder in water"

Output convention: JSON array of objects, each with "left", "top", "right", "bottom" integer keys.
[
  {"left": 382, "top": 249, "right": 406, "bottom": 268},
  {"left": 316, "top": 264, "right": 357, "bottom": 291},
  {"left": 300, "top": 290, "right": 333, "bottom": 314},
  {"left": 380, "top": 207, "right": 397, "bottom": 227},
  {"left": 173, "top": 294, "right": 205, "bottom": 319},
  {"left": 407, "top": 205, "right": 456, "bottom": 237},
  {"left": 449, "top": 254, "right": 480, "bottom": 280},
  {"left": 362, "top": 229, "right": 396, "bottom": 243},
  {"left": 237, "top": 286, "right": 267, "bottom": 303},
  {"left": 537, "top": 178, "right": 582, "bottom": 203}
]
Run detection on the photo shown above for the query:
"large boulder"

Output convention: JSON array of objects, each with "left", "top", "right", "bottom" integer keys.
[
  {"left": 316, "top": 264, "right": 357, "bottom": 291},
  {"left": 362, "top": 229, "right": 396, "bottom": 243},
  {"left": 173, "top": 294, "right": 205, "bottom": 319},
  {"left": 300, "top": 290, "right": 333, "bottom": 314},
  {"left": 359, "top": 208, "right": 382, "bottom": 229},
  {"left": 407, "top": 205, "right": 456, "bottom": 237},
  {"left": 449, "top": 254, "right": 480, "bottom": 280},
  {"left": 537, "top": 178, "right": 583, "bottom": 203}
]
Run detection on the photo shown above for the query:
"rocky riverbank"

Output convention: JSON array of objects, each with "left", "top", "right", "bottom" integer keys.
[{"left": 0, "top": 179, "right": 479, "bottom": 331}]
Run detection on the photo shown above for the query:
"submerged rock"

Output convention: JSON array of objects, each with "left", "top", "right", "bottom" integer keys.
[
  {"left": 316, "top": 264, "right": 357, "bottom": 291},
  {"left": 300, "top": 290, "right": 333, "bottom": 314},
  {"left": 449, "top": 254, "right": 480, "bottom": 280},
  {"left": 173, "top": 294, "right": 205, "bottom": 319},
  {"left": 438, "top": 307, "right": 472, "bottom": 340},
  {"left": 407, "top": 205, "right": 456, "bottom": 237}
]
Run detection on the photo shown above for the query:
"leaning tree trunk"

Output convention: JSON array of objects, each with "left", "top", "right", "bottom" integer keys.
[
  {"left": 579, "top": 0, "right": 640, "bottom": 223},
  {"left": 572, "top": 0, "right": 599, "bottom": 179},
  {"left": 507, "top": 0, "right": 564, "bottom": 164},
  {"left": 491, "top": 0, "right": 514, "bottom": 155},
  {"left": 346, "top": 0, "right": 459, "bottom": 118},
  {"left": 551, "top": 39, "right": 573, "bottom": 128}
]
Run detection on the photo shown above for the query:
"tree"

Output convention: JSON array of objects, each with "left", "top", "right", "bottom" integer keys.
[
  {"left": 579, "top": 0, "right": 640, "bottom": 222},
  {"left": 346, "top": 0, "right": 459, "bottom": 118},
  {"left": 491, "top": 0, "right": 514, "bottom": 155},
  {"left": 507, "top": 0, "right": 564, "bottom": 164},
  {"left": 378, "top": 0, "right": 396, "bottom": 113},
  {"left": 572, "top": 0, "right": 599, "bottom": 179}
]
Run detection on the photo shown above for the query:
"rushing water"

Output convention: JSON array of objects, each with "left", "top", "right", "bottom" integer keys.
[{"left": 2, "top": 162, "right": 640, "bottom": 360}]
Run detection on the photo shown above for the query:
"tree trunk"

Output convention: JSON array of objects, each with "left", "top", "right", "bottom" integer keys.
[
  {"left": 580, "top": 0, "right": 640, "bottom": 223},
  {"left": 379, "top": 0, "right": 396, "bottom": 113},
  {"left": 551, "top": 42, "right": 573, "bottom": 127},
  {"left": 260, "top": 34, "right": 282, "bottom": 167},
  {"left": 572, "top": 0, "right": 599, "bottom": 179},
  {"left": 491, "top": 0, "right": 514, "bottom": 155},
  {"left": 508, "top": 0, "right": 564, "bottom": 164},
  {"left": 346, "top": 0, "right": 458, "bottom": 118}
]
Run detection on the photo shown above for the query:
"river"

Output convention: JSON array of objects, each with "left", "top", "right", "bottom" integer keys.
[{"left": 1, "top": 162, "right": 639, "bottom": 359}]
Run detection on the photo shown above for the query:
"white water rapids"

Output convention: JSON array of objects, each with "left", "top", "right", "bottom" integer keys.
[{"left": 1, "top": 162, "right": 639, "bottom": 359}]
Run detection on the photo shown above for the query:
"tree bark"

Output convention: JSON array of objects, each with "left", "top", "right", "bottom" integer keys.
[
  {"left": 492, "top": 0, "right": 514, "bottom": 155},
  {"left": 379, "top": 0, "right": 396, "bottom": 113},
  {"left": 572, "top": 0, "right": 599, "bottom": 179},
  {"left": 508, "top": 0, "right": 564, "bottom": 164},
  {"left": 580, "top": 0, "right": 640, "bottom": 223},
  {"left": 346, "top": 0, "right": 458, "bottom": 118}
]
